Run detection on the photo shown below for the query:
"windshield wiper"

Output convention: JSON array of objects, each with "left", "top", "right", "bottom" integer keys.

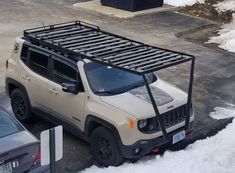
[{"left": 94, "top": 91, "right": 117, "bottom": 95}]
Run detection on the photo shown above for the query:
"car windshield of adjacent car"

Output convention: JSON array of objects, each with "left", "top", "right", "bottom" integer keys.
[
  {"left": 0, "top": 108, "right": 23, "bottom": 138},
  {"left": 84, "top": 62, "right": 157, "bottom": 95}
]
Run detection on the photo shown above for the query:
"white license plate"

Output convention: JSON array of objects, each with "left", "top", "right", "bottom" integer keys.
[
  {"left": 0, "top": 162, "right": 13, "bottom": 173},
  {"left": 172, "top": 130, "right": 185, "bottom": 144}
]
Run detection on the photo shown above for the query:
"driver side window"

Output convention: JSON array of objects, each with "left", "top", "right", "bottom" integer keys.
[
  {"left": 52, "top": 60, "right": 77, "bottom": 84},
  {"left": 51, "top": 59, "right": 84, "bottom": 91}
]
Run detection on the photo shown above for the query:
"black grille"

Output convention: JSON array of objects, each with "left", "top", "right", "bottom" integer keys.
[{"left": 163, "top": 104, "right": 188, "bottom": 128}]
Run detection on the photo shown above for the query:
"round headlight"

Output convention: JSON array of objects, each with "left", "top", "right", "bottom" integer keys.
[{"left": 138, "top": 119, "right": 147, "bottom": 129}]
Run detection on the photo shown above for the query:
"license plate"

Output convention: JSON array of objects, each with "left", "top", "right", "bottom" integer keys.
[
  {"left": 0, "top": 162, "right": 13, "bottom": 173},
  {"left": 172, "top": 130, "right": 185, "bottom": 144}
]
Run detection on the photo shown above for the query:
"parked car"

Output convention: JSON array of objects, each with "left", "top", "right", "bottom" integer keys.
[
  {"left": 5, "top": 21, "right": 195, "bottom": 167},
  {"left": 0, "top": 105, "right": 49, "bottom": 173}
]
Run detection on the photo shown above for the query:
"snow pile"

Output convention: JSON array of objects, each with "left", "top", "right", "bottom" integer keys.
[
  {"left": 210, "top": 104, "right": 235, "bottom": 119},
  {"left": 215, "top": 0, "right": 235, "bottom": 12},
  {"left": 82, "top": 106, "right": 235, "bottom": 173},
  {"left": 208, "top": 0, "right": 235, "bottom": 53},
  {"left": 208, "top": 15, "right": 235, "bottom": 53},
  {"left": 164, "top": 0, "right": 204, "bottom": 7}
]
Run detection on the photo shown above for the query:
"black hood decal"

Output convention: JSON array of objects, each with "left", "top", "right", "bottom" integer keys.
[{"left": 128, "top": 86, "right": 173, "bottom": 106}]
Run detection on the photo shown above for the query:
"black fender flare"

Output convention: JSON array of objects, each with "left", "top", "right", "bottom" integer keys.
[
  {"left": 5, "top": 78, "right": 29, "bottom": 100},
  {"left": 85, "top": 115, "right": 124, "bottom": 147}
]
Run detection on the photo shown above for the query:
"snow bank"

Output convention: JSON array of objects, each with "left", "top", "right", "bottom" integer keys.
[
  {"left": 208, "top": 15, "right": 235, "bottom": 53},
  {"left": 164, "top": 0, "right": 204, "bottom": 7},
  {"left": 82, "top": 105, "right": 235, "bottom": 173},
  {"left": 215, "top": 0, "right": 235, "bottom": 12},
  {"left": 208, "top": 0, "right": 235, "bottom": 53}
]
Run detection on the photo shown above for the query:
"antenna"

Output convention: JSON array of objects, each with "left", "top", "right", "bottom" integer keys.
[{"left": 42, "top": 22, "right": 45, "bottom": 30}]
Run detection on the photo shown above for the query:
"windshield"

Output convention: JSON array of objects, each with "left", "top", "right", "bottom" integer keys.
[
  {"left": 0, "top": 108, "right": 23, "bottom": 138},
  {"left": 84, "top": 62, "right": 157, "bottom": 95}
]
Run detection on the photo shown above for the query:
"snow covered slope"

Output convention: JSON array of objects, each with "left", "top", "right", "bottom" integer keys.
[{"left": 82, "top": 105, "right": 235, "bottom": 173}]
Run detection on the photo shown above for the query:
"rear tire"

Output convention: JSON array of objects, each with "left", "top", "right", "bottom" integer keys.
[
  {"left": 11, "top": 88, "right": 32, "bottom": 123},
  {"left": 90, "top": 127, "right": 124, "bottom": 167}
]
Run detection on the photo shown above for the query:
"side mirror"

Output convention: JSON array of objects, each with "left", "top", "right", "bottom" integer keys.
[{"left": 62, "top": 83, "right": 78, "bottom": 94}]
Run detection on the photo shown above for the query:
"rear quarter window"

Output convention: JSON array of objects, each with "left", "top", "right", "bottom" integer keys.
[
  {"left": 29, "top": 50, "right": 49, "bottom": 78},
  {"left": 0, "top": 109, "right": 23, "bottom": 138},
  {"left": 20, "top": 45, "right": 28, "bottom": 63}
]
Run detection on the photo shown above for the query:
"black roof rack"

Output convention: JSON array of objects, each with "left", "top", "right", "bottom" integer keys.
[{"left": 24, "top": 21, "right": 194, "bottom": 75}]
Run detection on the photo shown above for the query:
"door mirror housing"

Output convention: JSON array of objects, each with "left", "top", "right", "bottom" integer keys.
[{"left": 62, "top": 83, "right": 78, "bottom": 94}]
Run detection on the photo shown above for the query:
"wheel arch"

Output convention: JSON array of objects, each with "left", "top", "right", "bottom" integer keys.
[
  {"left": 85, "top": 115, "right": 122, "bottom": 145},
  {"left": 6, "top": 78, "right": 29, "bottom": 99}
]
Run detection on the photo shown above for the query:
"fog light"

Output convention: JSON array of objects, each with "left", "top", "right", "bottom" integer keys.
[{"left": 133, "top": 148, "right": 140, "bottom": 154}]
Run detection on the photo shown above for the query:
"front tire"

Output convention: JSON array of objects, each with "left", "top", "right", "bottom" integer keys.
[
  {"left": 90, "top": 127, "right": 124, "bottom": 167},
  {"left": 11, "top": 88, "right": 32, "bottom": 123}
]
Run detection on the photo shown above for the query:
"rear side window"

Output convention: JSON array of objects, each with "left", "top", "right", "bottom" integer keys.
[
  {"left": 0, "top": 109, "right": 23, "bottom": 138},
  {"left": 29, "top": 51, "right": 49, "bottom": 77},
  {"left": 20, "top": 45, "right": 28, "bottom": 63},
  {"left": 53, "top": 60, "right": 77, "bottom": 84}
]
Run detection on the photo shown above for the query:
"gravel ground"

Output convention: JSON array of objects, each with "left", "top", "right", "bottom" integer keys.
[{"left": 179, "top": 0, "right": 234, "bottom": 23}]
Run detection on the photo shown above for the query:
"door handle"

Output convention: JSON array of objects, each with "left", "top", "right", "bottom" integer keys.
[
  {"left": 22, "top": 75, "right": 31, "bottom": 81},
  {"left": 49, "top": 88, "right": 58, "bottom": 95}
]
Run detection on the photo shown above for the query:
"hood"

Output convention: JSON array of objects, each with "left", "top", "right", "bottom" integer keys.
[{"left": 100, "top": 79, "right": 188, "bottom": 119}]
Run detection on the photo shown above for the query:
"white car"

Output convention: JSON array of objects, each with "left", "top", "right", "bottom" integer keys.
[{"left": 5, "top": 21, "right": 195, "bottom": 167}]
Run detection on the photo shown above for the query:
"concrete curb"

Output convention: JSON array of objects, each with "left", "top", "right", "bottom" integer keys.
[{"left": 73, "top": 0, "right": 176, "bottom": 18}]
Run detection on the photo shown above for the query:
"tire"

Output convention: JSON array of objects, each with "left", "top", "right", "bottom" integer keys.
[
  {"left": 90, "top": 127, "right": 124, "bottom": 167},
  {"left": 10, "top": 88, "right": 32, "bottom": 123}
]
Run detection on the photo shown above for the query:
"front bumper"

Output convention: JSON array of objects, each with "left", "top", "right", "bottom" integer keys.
[{"left": 119, "top": 124, "right": 193, "bottom": 159}]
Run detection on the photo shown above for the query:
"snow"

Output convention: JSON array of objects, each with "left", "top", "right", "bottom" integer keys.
[
  {"left": 210, "top": 104, "right": 235, "bottom": 120},
  {"left": 208, "top": 15, "right": 235, "bottom": 53},
  {"left": 164, "top": 0, "right": 204, "bottom": 7},
  {"left": 208, "top": 0, "right": 235, "bottom": 53},
  {"left": 215, "top": 0, "right": 235, "bottom": 12},
  {"left": 82, "top": 105, "right": 235, "bottom": 173}
]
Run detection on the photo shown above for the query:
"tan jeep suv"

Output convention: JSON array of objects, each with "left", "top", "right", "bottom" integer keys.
[{"left": 5, "top": 21, "right": 195, "bottom": 167}]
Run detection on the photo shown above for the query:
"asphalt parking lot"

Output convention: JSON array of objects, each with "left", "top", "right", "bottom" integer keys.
[{"left": 0, "top": 0, "right": 235, "bottom": 172}]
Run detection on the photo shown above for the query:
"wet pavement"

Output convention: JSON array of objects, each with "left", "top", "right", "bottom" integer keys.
[{"left": 0, "top": 0, "right": 235, "bottom": 172}]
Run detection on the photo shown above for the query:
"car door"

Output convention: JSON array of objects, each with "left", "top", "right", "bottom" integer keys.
[
  {"left": 20, "top": 46, "right": 50, "bottom": 110},
  {"left": 46, "top": 57, "right": 86, "bottom": 129}
]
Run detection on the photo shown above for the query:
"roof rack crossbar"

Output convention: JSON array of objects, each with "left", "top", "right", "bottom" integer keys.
[
  {"left": 94, "top": 45, "right": 142, "bottom": 57},
  {"left": 53, "top": 31, "right": 99, "bottom": 43},
  {"left": 133, "top": 55, "right": 183, "bottom": 70},
  {"left": 36, "top": 26, "right": 83, "bottom": 38},
  {"left": 102, "top": 47, "right": 147, "bottom": 61},
  {"left": 112, "top": 50, "right": 167, "bottom": 65},
  {"left": 42, "top": 28, "right": 93, "bottom": 40},
  {"left": 59, "top": 34, "right": 109, "bottom": 46},
  {"left": 66, "top": 37, "right": 122, "bottom": 49},
  {"left": 81, "top": 41, "right": 131, "bottom": 53},
  {"left": 118, "top": 52, "right": 178, "bottom": 68},
  {"left": 142, "top": 57, "right": 192, "bottom": 74}
]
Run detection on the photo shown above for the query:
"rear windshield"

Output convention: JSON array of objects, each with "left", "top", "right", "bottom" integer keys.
[{"left": 0, "top": 108, "right": 23, "bottom": 138}]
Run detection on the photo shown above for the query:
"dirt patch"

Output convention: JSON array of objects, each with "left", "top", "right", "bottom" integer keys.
[
  {"left": 179, "top": 0, "right": 233, "bottom": 23},
  {"left": 176, "top": 24, "right": 220, "bottom": 45}
]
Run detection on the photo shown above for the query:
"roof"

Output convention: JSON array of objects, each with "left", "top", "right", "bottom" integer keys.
[{"left": 24, "top": 21, "right": 194, "bottom": 75}]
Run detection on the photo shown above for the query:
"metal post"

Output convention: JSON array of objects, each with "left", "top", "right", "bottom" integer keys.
[
  {"left": 185, "top": 57, "right": 195, "bottom": 130},
  {"left": 142, "top": 74, "right": 169, "bottom": 140},
  {"left": 49, "top": 128, "right": 56, "bottom": 173}
]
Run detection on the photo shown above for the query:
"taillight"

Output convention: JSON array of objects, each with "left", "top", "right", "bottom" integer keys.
[
  {"left": 6, "top": 59, "right": 9, "bottom": 69},
  {"left": 33, "top": 147, "right": 41, "bottom": 166}
]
